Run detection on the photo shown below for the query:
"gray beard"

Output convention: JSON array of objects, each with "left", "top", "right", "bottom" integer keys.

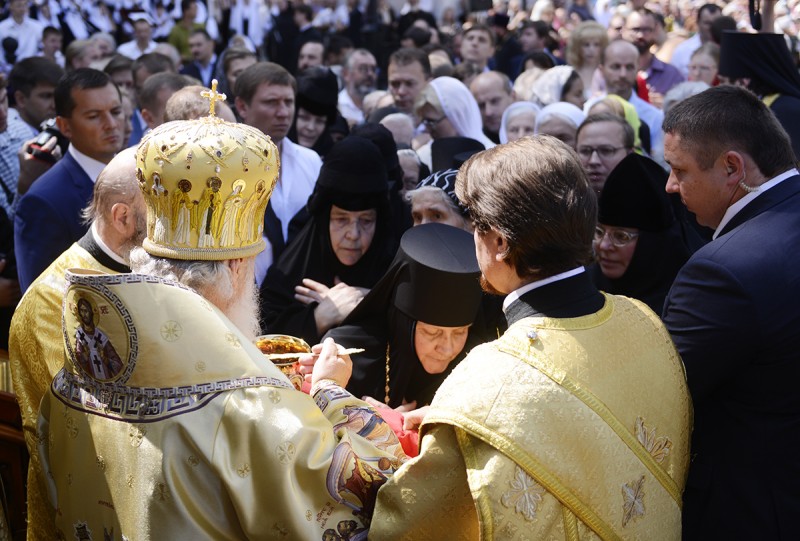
[{"left": 224, "top": 274, "right": 261, "bottom": 342}]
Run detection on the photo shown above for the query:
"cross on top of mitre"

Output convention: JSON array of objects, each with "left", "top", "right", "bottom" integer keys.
[{"left": 201, "top": 79, "right": 227, "bottom": 117}]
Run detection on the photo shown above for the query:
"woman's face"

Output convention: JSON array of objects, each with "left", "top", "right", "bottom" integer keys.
[
  {"left": 687, "top": 52, "right": 717, "bottom": 85},
  {"left": 563, "top": 77, "right": 586, "bottom": 109},
  {"left": 410, "top": 190, "right": 468, "bottom": 229},
  {"left": 398, "top": 153, "right": 421, "bottom": 194},
  {"left": 329, "top": 205, "right": 378, "bottom": 266},
  {"left": 505, "top": 110, "right": 537, "bottom": 142},
  {"left": 594, "top": 224, "right": 639, "bottom": 279},
  {"left": 537, "top": 116, "right": 578, "bottom": 149},
  {"left": 419, "top": 103, "right": 458, "bottom": 139},
  {"left": 414, "top": 321, "right": 470, "bottom": 374},
  {"left": 296, "top": 108, "right": 327, "bottom": 148},
  {"left": 581, "top": 37, "right": 602, "bottom": 65}
]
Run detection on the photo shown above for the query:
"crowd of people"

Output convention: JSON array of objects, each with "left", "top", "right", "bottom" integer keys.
[{"left": 1, "top": 0, "right": 799, "bottom": 538}]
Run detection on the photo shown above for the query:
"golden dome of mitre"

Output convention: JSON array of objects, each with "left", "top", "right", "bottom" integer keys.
[{"left": 136, "top": 85, "right": 279, "bottom": 261}]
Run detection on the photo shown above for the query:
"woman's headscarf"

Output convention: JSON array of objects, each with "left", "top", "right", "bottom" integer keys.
[
  {"left": 534, "top": 102, "right": 586, "bottom": 133},
  {"left": 287, "top": 66, "right": 343, "bottom": 157},
  {"left": 429, "top": 76, "right": 496, "bottom": 149},
  {"left": 325, "top": 223, "right": 483, "bottom": 407},
  {"left": 530, "top": 65, "right": 578, "bottom": 107},
  {"left": 259, "top": 136, "right": 397, "bottom": 343},
  {"left": 584, "top": 94, "right": 644, "bottom": 153},
  {"left": 591, "top": 153, "right": 691, "bottom": 313},
  {"left": 499, "top": 101, "right": 541, "bottom": 144}
]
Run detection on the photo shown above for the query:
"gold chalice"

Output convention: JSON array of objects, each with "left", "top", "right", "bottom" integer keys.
[{"left": 254, "top": 334, "right": 310, "bottom": 391}]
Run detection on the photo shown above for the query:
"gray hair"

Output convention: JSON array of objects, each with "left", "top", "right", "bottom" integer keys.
[
  {"left": 662, "top": 81, "right": 711, "bottom": 116},
  {"left": 382, "top": 114, "right": 416, "bottom": 147},
  {"left": 128, "top": 247, "right": 234, "bottom": 302},
  {"left": 404, "top": 186, "right": 471, "bottom": 229}
]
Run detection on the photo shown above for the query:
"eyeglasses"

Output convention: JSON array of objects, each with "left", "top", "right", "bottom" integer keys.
[
  {"left": 355, "top": 64, "right": 378, "bottom": 75},
  {"left": 577, "top": 145, "right": 627, "bottom": 159},
  {"left": 422, "top": 115, "right": 447, "bottom": 129},
  {"left": 594, "top": 226, "right": 639, "bottom": 247}
]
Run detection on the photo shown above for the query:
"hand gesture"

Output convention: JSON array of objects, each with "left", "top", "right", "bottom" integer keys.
[{"left": 295, "top": 278, "right": 368, "bottom": 335}]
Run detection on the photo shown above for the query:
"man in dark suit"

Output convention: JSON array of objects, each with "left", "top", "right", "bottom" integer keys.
[
  {"left": 14, "top": 68, "right": 124, "bottom": 291},
  {"left": 179, "top": 29, "right": 218, "bottom": 88},
  {"left": 662, "top": 85, "right": 800, "bottom": 540}
]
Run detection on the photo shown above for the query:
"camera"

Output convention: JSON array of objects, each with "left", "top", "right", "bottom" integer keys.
[{"left": 27, "top": 118, "right": 69, "bottom": 165}]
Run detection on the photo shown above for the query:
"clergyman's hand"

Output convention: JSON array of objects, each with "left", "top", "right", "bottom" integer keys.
[{"left": 309, "top": 337, "right": 353, "bottom": 388}]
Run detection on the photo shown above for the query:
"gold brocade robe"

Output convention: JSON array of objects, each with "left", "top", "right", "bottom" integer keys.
[
  {"left": 38, "top": 270, "right": 405, "bottom": 540},
  {"left": 9, "top": 241, "right": 120, "bottom": 541},
  {"left": 371, "top": 294, "right": 692, "bottom": 540}
]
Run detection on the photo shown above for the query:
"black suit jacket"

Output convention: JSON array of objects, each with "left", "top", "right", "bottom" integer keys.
[
  {"left": 663, "top": 174, "right": 800, "bottom": 540},
  {"left": 14, "top": 151, "right": 93, "bottom": 291},
  {"left": 180, "top": 58, "right": 220, "bottom": 88}
]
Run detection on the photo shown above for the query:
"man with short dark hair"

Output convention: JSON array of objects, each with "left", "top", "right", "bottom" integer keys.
[
  {"left": 370, "top": 135, "right": 691, "bottom": 538},
  {"left": 297, "top": 40, "right": 324, "bottom": 72},
  {"left": 139, "top": 72, "right": 191, "bottom": 130},
  {"left": 235, "top": 62, "right": 322, "bottom": 284},
  {"left": 623, "top": 9, "right": 684, "bottom": 98},
  {"left": 8, "top": 56, "right": 65, "bottom": 137},
  {"left": 291, "top": 4, "right": 323, "bottom": 74},
  {"left": 576, "top": 113, "right": 635, "bottom": 193},
  {"left": 14, "top": 68, "right": 125, "bottom": 290},
  {"left": 117, "top": 14, "right": 158, "bottom": 60},
  {"left": 39, "top": 26, "right": 64, "bottom": 67},
  {"left": 180, "top": 29, "right": 218, "bottom": 87},
  {"left": 129, "top": 52, "right": 176, "bottom": 145},
  {"left": 460, "top": 24, "right": 495, "bottom": 72},
  {"left": 662, "top": 85, "right": 800, "bottom": 541},
  {"left": 387, "top": 48, "right": 431, "bottom": 121}
]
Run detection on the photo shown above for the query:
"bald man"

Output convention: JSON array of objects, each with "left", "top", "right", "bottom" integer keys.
[
  {"left": 9, "top": 147, "right": 146, "bottom": 541},
  {"left": 601, "top": 39, "right": 663, "bottom": 158},
  {"left": 469, "top": 71, "right": 516, "bottom": 143},
  {"left": 164, "top": 85, "right": 238, "bottom": 122}
]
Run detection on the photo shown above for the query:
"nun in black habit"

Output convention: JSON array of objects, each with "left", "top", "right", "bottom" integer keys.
[
  {"left": 325, "top": 223, "right": 485, "bottom": 409},
  {"left": 591, "top": 153, "right": 692, "bottom": 314},
  {"left": 719, "top": 31, "right": 800, "bottom": 160},
  {"left": 259, "top": 136, "right": 398, "bottom": 344}
]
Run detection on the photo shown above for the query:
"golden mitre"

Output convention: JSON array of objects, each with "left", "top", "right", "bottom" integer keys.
[{"left": 136, "top": 80, "right": 279, "bottom": 261}]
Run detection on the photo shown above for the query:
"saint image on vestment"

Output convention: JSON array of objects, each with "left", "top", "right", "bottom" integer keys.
[
  {"left": 195, "top": 177, "right": 222, "bottom": 248},
  {"left": 218, "top": 179, "right": 246, "bottom": 247},
  {"left": 152, "top": 172, "right": 171, "bottom": 244},
  {"left": 172, "top": 179, "right": 194, "bottom": 246},
  {"left": 74, "top": 297, "right": 124, "bottom": 380}
]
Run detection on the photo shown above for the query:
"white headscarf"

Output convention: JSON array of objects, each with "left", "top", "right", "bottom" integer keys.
[
  {"left": 429, "top": 77, "right": 496, "bottom": 149},
  {"left": 530, "top": 66, "right": 578, "bottom": 107},
  {"left": 499, "top": 102, "right": 541, "bottom": 144},
  {"left": 534, "top": 102, "right": 586, "bottom": 134}
]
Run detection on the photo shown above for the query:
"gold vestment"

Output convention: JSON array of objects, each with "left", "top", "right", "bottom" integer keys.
[
  {"left": 371, "top": 295, "right": 692, "bottom": 540},
  {"left": 9, "top": 241, "right": 119, "bottom": 541},
  {"left": 38, "top": 270, "right": 405, "bottom": 540}
]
